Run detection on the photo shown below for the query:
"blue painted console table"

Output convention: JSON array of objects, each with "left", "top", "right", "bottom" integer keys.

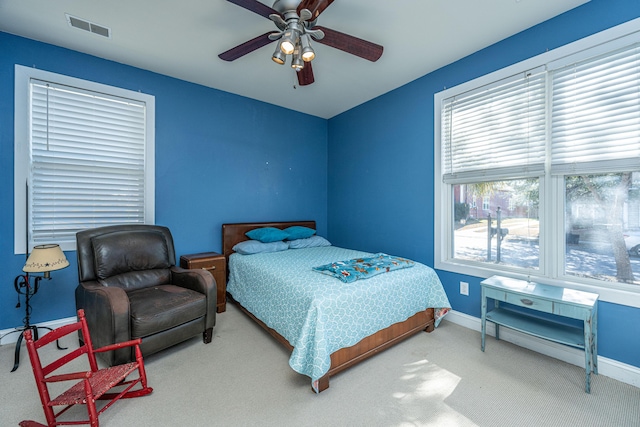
[{"left": 480, "top": 275, "right": 599, "bottom": 393}]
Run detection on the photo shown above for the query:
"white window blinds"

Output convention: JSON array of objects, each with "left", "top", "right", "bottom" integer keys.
[
  {"left": 442, "top": 68, "right": 547, "bottom": 184},
  {"left": 29, "top": 79, "right": 147, "bottom": 247},
  {"left": 551, "top": 44, "right": 640, "bottom": 174}
]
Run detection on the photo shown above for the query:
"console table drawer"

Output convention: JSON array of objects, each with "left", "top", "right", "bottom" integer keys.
[
  {"left": 504, "top": 292, "right": 553, "bottom": 312},
  {"left": 484, "top": 286, "right": 553, "bottom": 312}
]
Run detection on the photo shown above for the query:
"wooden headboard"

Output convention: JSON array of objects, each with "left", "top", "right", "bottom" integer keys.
[{"left": 222, "top": 220, "right": 316, "bottom": 263}]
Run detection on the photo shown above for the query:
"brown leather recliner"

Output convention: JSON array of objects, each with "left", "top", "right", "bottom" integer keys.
[{"left": 75, "top": 224, "right": 216, "bottom": 366}]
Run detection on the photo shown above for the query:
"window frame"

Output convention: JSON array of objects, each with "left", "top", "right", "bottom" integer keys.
[
  {"left": 434, "top": 18, "right": 640, "bottom": 307},
  {"left": 14, "top": 65, "right": 155, "bottom": 254}
]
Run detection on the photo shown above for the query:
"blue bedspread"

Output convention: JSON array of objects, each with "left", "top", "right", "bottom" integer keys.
[{"left": 227, "top": 246, "right": 451, "bottom": 392}]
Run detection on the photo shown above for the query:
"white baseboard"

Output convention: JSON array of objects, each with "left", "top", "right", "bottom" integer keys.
[
  {"left": 3, "top": 311, "right": 639, "bottom": 389},
  {"left": 443, "top": 310, "right": 640, "bottom": 389},
  {"left": 0, "top": 316, "right": 77, "bottom": 345}
]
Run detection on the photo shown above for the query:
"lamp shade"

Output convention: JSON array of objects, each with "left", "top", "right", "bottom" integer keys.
[{"left": 23, "top": 244, "right": 69, "bottom": 274}]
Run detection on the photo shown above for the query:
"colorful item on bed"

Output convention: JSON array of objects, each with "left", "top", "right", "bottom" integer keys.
[{"left": 312, "top": 253, "right": 415, "bottom": 283}]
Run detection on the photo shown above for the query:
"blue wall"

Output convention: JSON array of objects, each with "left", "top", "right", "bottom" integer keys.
[
  {"left": 0, "top": 32, "right": 328, "bottom": 329},
  {"left": 2, "top": 0, "right": 639, "bottom": 371},
  {"left": 327, "top": 0, "right": 640, "bottom": 369}
]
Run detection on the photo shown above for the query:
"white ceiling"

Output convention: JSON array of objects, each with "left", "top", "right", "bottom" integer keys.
[{"left": 0, "top": 0, "right": 589, "bottom": 119}]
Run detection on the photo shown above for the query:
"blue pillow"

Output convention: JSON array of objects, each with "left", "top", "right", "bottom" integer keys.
[
  {"left": 232, "top": 240, "right": 289, "bottom": 255},
  {"left": 245, "top": 227, "right": 289, "bottom": 243},
  {"left": 284, "top": 226, "right": 316, "bottom": 240},
  {"left": 288, "top": 235, "right": 331, "bottom": 249}
]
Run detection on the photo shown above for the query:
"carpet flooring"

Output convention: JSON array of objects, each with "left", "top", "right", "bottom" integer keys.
[{"left": 1, "top": 303, "right": 638, "bottom": 426}]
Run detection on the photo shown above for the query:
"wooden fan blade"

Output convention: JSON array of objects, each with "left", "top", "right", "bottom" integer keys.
[
  {"left": 219, "top": 32, "right": 275, "bottom": 61},
  {"left": 297, "top": 0, "right": 335, "bottom": 20},
  {"left": 226, "top": 0, "right": 279, "bottom": 19},
  {"left": 313, "top": 26, "right": 383, "bottom": 62},
  {"left": 297, "top": 62, "right": 315, "bottom": 86}
]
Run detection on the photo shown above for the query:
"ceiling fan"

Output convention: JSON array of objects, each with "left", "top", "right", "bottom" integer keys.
[{"left": 219, "top": 0, "right": 384, "bottom": 86}]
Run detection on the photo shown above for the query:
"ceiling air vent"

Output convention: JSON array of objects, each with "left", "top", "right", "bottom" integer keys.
[{"left": 65, "top": 14, "right": 111, "bottom": 38}]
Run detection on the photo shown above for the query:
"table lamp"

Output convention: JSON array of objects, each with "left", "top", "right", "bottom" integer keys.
[{"left": 4, "top": 244, "right": 69, "bottom": 372}]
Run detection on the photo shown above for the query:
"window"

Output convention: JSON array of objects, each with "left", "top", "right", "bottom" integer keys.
[
  {"left": 435, "top": 19, "right": 640, "bottom": 304},
  {"left": 454, "top": 179, "right": 540, "bottom": 270},
  {"left": 14, "top": 66, "right": 155, "bottom": 253},
  {"left": 482, "top": 196, "right": 490, "bottom": 211},
  {"left": 564, "top": 173, "right": 640, "bottom": 284}
]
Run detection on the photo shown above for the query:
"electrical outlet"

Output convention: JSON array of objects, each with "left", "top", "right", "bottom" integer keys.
[{"left": 460, "top": 281, "right": 469, "bottom": 296}]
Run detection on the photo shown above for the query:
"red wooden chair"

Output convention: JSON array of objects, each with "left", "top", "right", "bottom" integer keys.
[{"left": 19, "top": 309, "right": 153, "bottom": 427}]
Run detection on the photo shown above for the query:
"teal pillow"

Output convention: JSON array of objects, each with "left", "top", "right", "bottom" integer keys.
[
  {"left": 284, "top": 226, "right": 316, "bottom": 240},
  {"left": 245, "top": 227, "right": 289, "bottom": 243}
]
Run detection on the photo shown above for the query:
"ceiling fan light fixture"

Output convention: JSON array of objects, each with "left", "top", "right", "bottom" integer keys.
[
  {"left": 281, "top": 40, "right": 295, "bottom": 55},
  {"left": 300, "top": 34, "right": 315, "bottom": 62},
  {"left": 272, "top": 45, "right": 286, "bottom": 64},
  {"left": 301, "top": 48, "right": 315, "bottom": 62},
  {"left": 291, "top": 58, "right": 304, "bottom": 70},
  {"left": 280, "top": 29, "right": 298, "bottom": 55},
  {"left": 291, "top": 42, "right": 304, "bottom": 70}
]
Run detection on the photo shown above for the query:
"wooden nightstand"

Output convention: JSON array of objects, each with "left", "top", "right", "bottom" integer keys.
[{"left": 180, "top": 252, "right": 226, "bottom": 313}]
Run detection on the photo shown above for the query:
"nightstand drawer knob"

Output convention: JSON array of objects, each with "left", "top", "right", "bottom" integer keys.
[
  {"left": 521, "top": 298, "right": 534, "bottom": 306},
  {"left": 202, "top": 266, "right": 216, "bottom": 270}
]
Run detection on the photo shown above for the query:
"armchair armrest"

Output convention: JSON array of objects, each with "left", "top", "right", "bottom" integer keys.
[
  {"left": 171, "top": 266, "right": 216, "bottom": 330},
  {"left": 171, "top": 266, "right": 215, "bottom": 295},
  {"left": 75, "top": 281, "right": 132, "bottom": 365}
]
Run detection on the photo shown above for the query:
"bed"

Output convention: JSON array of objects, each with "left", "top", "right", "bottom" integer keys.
[{"left": 222, "top": 221, "right": 451, "bottom": 393}]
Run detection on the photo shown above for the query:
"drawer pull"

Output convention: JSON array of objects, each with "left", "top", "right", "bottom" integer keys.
[
  {"left": 201, "top": 266, "right": 216, "bottom": 270},
  {"left": 521, "top": 298, "right": 534, "bottom": 306}
]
